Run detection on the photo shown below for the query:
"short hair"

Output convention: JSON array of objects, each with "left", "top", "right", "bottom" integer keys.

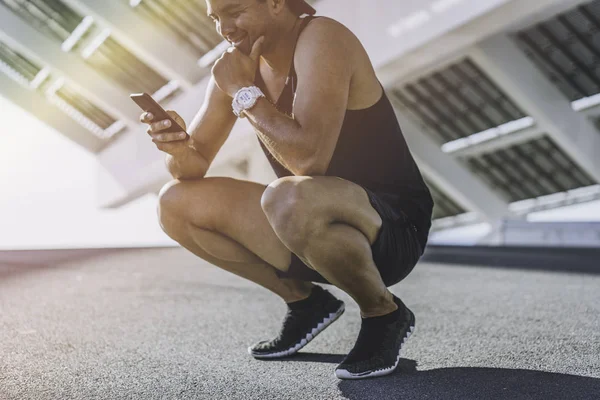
[{"left": 256, "top": 0, "right": 309, "bottom": 16}]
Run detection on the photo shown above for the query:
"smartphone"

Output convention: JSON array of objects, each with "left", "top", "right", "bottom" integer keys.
[{"left": 130, "top": 93, "right": 189, "bottom": 139}]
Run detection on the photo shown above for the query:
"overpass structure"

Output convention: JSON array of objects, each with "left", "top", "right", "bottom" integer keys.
[{"left": 2, "top": 0, "right": 600, "bottom": 241}]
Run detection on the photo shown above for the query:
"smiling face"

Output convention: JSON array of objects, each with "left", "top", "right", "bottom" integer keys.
[{"left": 206, "top": 0, "right": 283, "bottom": 55}]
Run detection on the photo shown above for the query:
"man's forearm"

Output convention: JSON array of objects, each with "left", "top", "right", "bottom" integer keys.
[
  {"left": 165, "top": 142, "right": 210, "bottom": 180},
  {"left": 244, "top": 98, "right": 316, "bottom": 175}
]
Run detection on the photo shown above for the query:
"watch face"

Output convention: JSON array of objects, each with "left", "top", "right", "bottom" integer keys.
[{"left": 238, "top": 89, "right": 254, "bottom": 107}]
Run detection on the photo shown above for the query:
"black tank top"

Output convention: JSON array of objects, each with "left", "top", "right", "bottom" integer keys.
[{"left": 254, "top": 17, "right": 434, "bottom": 245}]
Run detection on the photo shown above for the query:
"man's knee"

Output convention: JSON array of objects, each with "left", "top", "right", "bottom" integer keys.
[
  {"left": 261, "top": 177, "right": 311, "bottom": 221},
  {"left": 157, "top": 180, "right": 188, "bottom": 234},
  {"left": 261, "top": 177, "right": 321, "bottom": 248}
]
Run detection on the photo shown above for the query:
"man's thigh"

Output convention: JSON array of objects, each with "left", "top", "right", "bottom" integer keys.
[
  {"left": 262, "top": 176, "right": 383, "bottom": 246},
  {"left": 159, "top": 177, "right": 292, "bottom": 272}
]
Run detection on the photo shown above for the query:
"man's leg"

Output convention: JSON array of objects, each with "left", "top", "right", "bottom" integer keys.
[
  {"left": 157, "top": 177, "right": 346, "bottom": 358},
  {"left": 157, "top": 177, "right": 313, "bottom": 302},
  {"left": 261, "top": 176, "right": 415, "bottom": 379},
  {"left": 261, "top": 176, "right": 396, "bottom": 317}
]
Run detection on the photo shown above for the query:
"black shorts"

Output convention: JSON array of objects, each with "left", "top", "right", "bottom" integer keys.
[{"left": 275, "top": 186, "right": 425, "bottom": 287}]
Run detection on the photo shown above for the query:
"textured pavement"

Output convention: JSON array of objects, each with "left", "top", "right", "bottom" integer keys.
[{"left": 1, "top": 247, "right": 599, "bottom": 400}]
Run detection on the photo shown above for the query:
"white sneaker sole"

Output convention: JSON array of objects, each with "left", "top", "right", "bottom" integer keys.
[
  {"left": 335, "top": 323, "right": 415, "bottom": 380},
  {"left": 248, "top": 303, "right": 345, "bottom": 359}
]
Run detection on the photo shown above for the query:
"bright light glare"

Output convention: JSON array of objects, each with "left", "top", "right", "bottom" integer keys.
[
  {"left": 387, "top": 11, "right": 432, "bottom": 38},
  {"left": 441, "top": 117, "right": 535, "bottom": 153},
  {"left": 431, "top": 0, "right": 465, "bottom": 13},
  {"left": 0, "top": 94, "right": 176, "bottom": 250}
]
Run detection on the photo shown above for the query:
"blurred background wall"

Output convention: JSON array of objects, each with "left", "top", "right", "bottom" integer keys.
[{"left": 1, "top": 0, "right": 600, "bottom": 251}]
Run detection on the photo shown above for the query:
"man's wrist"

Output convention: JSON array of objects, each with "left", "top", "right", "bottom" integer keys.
[
  {"left": 232, "top": 86, "right": 265, "bottom": 118},
  {"left": 240, "top": 96, "right": 266, "bottom": 118},
  {"left": 229, "top": 82, "right": 254, "bottom": 98},
  {"left": 165, "top": 136, "right": 193, "bottom": 157}
]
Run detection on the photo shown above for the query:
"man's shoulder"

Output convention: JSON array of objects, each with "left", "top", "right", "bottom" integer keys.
[
  {"left": 304, "top": 16, "right": 347, "bottom": 32},
  {"left": 295, "top": 17, "right": 360, "bottom": 61},
  {"left": 300, "top": 17, "right": 356, "bottom": 44}
]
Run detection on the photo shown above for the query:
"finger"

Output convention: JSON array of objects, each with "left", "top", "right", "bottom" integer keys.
[
  {"left": 151, "top": 132, "right": 188, "bottom": 142},
  {"left": 150, "top": 119, "right": 172, "bottom": 132},
  {"left": 166, "top": 110, "right": 186, "bottom": 131},
  {"left": 140, "top": 112, "right": 154, "bottom": 123},
  {"left": 249, "top": 36, "right": 265, "bottom": 62}
]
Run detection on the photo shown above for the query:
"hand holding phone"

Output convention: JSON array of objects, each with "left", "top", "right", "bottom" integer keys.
[{"left": 130, "top": 93, "right": 190, "bottom": 141}]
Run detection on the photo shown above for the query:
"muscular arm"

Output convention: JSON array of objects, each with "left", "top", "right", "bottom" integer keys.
[
  {"left": 166, "top": 77, "right": 237, "bottom": 180},
  {"left": 243, "top": 19, "right": 354, "bottom": 176},
  {"left": 165, "top": 147, "right": 210, "bottom": 181}
]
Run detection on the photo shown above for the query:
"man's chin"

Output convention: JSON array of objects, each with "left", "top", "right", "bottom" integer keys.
[{"left": 232, "top": 38, "right": 251, "bottom": 55}]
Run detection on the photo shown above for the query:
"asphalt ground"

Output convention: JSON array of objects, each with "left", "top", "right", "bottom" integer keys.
[{"left": 1, "top": 247, "right": 599, "bottom": 400}]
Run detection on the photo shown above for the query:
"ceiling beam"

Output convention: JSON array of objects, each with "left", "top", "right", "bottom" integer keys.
[
  {"left": 469, "top": 34, "right": 600, "bottom": 183},
  {"left": 62, "top": 0, "right": 205, "bottom": 89},
  {"left": 377, "top": 0, "right": 589, "bottom": 87},
  {"left": 0, "top": 6, "right": 140, "bottom": 132},
  {"left": 389, "top": 95, "right": 511, "bottom": 223},
  {"left": 448, "top": 125, "right": 545, "bottom": 159},
  {"left": 0, "top": 72, "right": 103, "bottom": 152}
]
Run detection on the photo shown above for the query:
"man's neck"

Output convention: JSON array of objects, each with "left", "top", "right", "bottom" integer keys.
[{"left": 260, "top": 16, "right": 303, "bottom": 76}]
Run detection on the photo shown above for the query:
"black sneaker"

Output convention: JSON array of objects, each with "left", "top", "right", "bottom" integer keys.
[
  {"left": 335, "top": 295, "right": 415, "bottom": 379},
  {"left": 248, "top": 285, "right": 345, "bottom": 359}
]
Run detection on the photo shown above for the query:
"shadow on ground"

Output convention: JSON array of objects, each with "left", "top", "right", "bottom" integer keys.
[
  {"left": 270, "top": 354, "right": 600, "bottom": 400},
  {"left": 274, "top": 352, "right": 346, "bottom": 364},
  {"left": 334, "top": 358, "right": 600, "bottom": 400}
]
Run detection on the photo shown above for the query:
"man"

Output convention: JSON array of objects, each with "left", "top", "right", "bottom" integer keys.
[{"left": 142, "top": 0, "right": 433, "bottom": 379}]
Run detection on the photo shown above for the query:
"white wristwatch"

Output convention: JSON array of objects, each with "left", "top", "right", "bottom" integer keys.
[{"left": 232, "top": 86, "right": 265, "bottom": 118}]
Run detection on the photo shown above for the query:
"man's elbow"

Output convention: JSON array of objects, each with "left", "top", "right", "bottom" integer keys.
[{"left": 295, "top": 153, "right": 329, "bottom": 176}]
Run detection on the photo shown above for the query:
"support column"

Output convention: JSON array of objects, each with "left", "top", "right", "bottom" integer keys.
[
  {"left": 390, "top": 95, "right": 511, "bottom": 223},
  {"left": 470, "top": 34, "right": 600, "bottom": 183}
]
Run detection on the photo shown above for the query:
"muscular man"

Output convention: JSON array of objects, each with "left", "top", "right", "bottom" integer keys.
[{"left": 142, "top": 0, "right": 433, "bottom": 379}]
